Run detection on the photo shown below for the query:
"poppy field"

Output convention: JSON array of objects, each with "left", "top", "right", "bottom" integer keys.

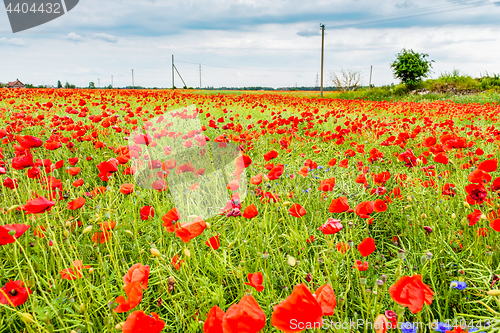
[{"left": 2, "top": 88, "right": 500, "bottom": 333}]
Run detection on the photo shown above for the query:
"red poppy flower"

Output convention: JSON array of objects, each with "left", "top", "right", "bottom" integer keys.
[
  {"left": 122, "top": 310, "right": 165, "bottom": 333},
  {"left": 67, "top": 197, "right": 86, "bottom": 210},
  {"left": 72, "top": 178, "right": 84, "bottom": 187},
  {"left": 465, "top": 183, "right": 487, "bottom": 205},
  {"left": 336, "top": 242, "right": 349, "bottom": 254},
  {"left": 433, "top": 153, "right": 449, "bottom": 165},
  {"left": 206, "top": 235, "right": 220, "bottom": 250},
  {"left": 223, "top": 295, "right": 266, "bottom": 333},
  {"left": 289, "top": 204, "right": 306, "bottom": 218},
  {"left": 162, "top": 208, "right": 180, "bottom": 233},
  {"left": 96, "top": 158, "right": 119, "bottom": 181},
  {"left": 355, "top": 201, "right": 374, "bottom": 218},
  {"left": 22, "top": 196, "right": 55, "bottom": 214},
  {"left": 318, "top": 178, "right": 335, "bottom": 191},
  {"left": 268, "top": 164, "right": 284, "bottom": 180},
  {"left": 175, "top": 217, "right": 207, "bottom": 243},
  {"left": 373, "top": 199, "right": 387, "bottom": 213},
  {"left": 120, "top": 183, "right": 134, "bottom": 195},
  {"left": 478, "top": 158, "right": 498, "bottom": 172},
  {"left": 100, "top": 221, "right": 116, "bottom": 231},
  {"left": 0, "top": 280, "right": 32, "bottom": 307},
  {"left": 250, "top": 173, "right": 263, "bottom": 185},
  {"left": 171, "top": 254, "right": 185, "bottom": 270},
  {"left": 123, "top": 263, "right": 150, "bottom": 289},
  {"left": 0, "top": 224, "right": 30, "bottom": 246},
  {"left": 339, "top": 159, "right": 349, "bottom": 168},
  {"left": 92, "top": 231, "right": 112, "bottom": 243},
  {"left": 242, "top": 204, "right": 258, "bottom": 219},
  {"left": 19, "top": 135, "right": 43, "bottom": 149},
  {"left": 60, "top": 260, "right": 91, "bottom": 280},
  {"left": 244, "top": 272, "right": 264, "bottom": 292},
  {"left": 304, "top": 159, "right": 318, "bottom": 169},
  {"left": 329, "top": 196, "right": 349, "bottom": 213},
  {"left": 271, "top": 283, "right": 323, "bottom": 332},
  {"left": 467, "top": 209, "right": 482, "bottom": 226},
  {"left": 389, "top": 274, "right": 434, "bottom": 314},
  {"left": 114, "top": 281, "right": 144, "bottom": 313},
  {"left": 468, "top": 168, "right": 491, "bottom": 184},
  {"left": 353, "top": 260, "right": 369, "bottom": 271},
  {"left": 11, "top": 154, "right": 34, "bottom": 170},
  {"left": 140, "top": 206, "right": 154, "bottom": 220},
  {"left": 298, "top": 167, "right": 308, "bottom": 177},
  {"left": 318, "top": 218, "right": 343, "bottom": 235},
  {"left": 315, "top": 284, "right": 336, "bottom": 316},
  {"left": 358, "top": 237, "right": 375, "bottom": 257},
  {"left": 204, "top": 305, "right": 225, "bottom": 333},
  {"left": 2, "top": 177, "right": 18, "bottom": 190},
  {"left": 264, "top": 150, "right": 278, "bottom": 161},
  {"left": 490, "top": 219, "right": 500, "bottom": 232},
  {"left": 328, "top": 158, "right": 337, "bottom": 167},
  {"left": 68, "top": 157, "right": 79, "bottom": 166}
]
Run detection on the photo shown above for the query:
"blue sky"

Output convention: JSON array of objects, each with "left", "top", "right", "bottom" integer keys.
[{"left": 1, "top": 0, "right": 500, "bottom": 88}]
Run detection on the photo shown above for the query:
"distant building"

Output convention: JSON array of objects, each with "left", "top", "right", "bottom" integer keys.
[{"left": 8, "top": 79, "right": 25, "bottom": 88}]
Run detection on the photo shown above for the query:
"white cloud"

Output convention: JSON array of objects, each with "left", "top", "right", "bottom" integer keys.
[
  {"left": 67, "top": 32, "right": 83, "bottom": 42},
  {"left": 92, "top": 33, "right": 119, "bottom": 43},
  {"left": 0, "top": 37, "right": 26, "bottom": 46}
]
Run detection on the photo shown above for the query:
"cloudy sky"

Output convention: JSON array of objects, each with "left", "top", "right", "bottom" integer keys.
[{"left": 1, "top": 0, "right": 500, "bottom": 88}]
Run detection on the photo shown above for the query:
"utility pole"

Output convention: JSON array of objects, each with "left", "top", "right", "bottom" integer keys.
[
  {"left": 131, "top": 69, "right": 134, "bottom": 89},
  {"left": 172, "top": 55, "right": 174, "bottom": 89},
  {"left": 369, "top": 66, "right": 373, "bottom": 89},
  {"left": 199, "top": 63, "right": 202, "bottom": 89},
  {"left": 111, "top": 75, "right": 113, "bottom": 88},
  {"left": 320, "top": 24, "right": 325, "bottom": 98},
  {"left": 98, "top": 78, "right": 100, "bottom": 88}
]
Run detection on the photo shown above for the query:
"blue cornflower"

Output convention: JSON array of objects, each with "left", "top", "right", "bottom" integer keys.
[
  {"left": 451, "top": 281, "right": 467, "bottom": 290},
  {"left": 401, "top": 322, "right": 417, "bottom": 333},
  {"left": 468, "top": 328, "right": 479, "bottom": 332},
  {"left": 318, "top": 166, "right": 323, "bottom": 169},
  {"left": 433, "top": 322, "right": 452, "bottom": 333}
]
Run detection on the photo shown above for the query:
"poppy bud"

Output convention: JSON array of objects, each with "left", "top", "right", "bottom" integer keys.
[
  {"left": 151, "top": 248, "right": 161, "bottom": 257},
  {"left": 359, "top": 276, "right": 367, "bottom": 285},
  {"left": 82, "top": 225, "right": 93, "bottom": 234},
  {"left": 19, "top": 313, "right": 34, "bottom": 324},
  {"left": 262, "top": 252, "right": 269, "bottom": 259},
  {"left": 421, "top": 213, "right": 427, "bottom": 219},
  {"left": 481, "top": 214, "right": 487, "bottom": 220},
  {"left": 125, "top": 230, "right": 133, "bottom": 235},
  {"left": 63, "top": 229, "right": 69, "bottom": 238},
  {"left": 487, "top": 290, "right": 500, "bottom": 296},
  {"left": 287, "top": 255, "right": 296, "bottom": 266},
  {"left": 347, "top": 240, "right": 354, "bottom": 247},
  {"left": 397, "top": 250, "right": 405, "bottom": 260},
  {"left": 88, "top": 267, "right": 94, "bottom": 274},
  {"left": 464, "top": 202, "right": 470, "bottom": 208},
  {"left": 451, "top": 213, "right": 456, "bottom": 219},
  {"left": 183, "top": 248, "right": 191, "bottom": 257},
  {"left": 8, "top": 230, "right": 15, "bottom": 236},
  {"left": 434, "top": 206, "right": 440, "bottom": 213}
]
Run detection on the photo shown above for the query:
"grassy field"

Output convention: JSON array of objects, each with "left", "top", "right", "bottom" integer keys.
[{"left": 1, "top": 88, "right": 500, "bottom": 332}]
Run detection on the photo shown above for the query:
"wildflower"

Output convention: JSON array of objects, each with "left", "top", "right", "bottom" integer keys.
[
  {"left": 318, "top": 218, "right": 343, "bottom": 235},
  {"left": 0, "top": 280, "right": 32, "bottom": 307},
  {"left": 358, "top": 237, "right": 376, "bottom": 257},
  {"left": 271, "top": 283, "right": 322, "bottom": 331},
  {"left": 223, "top": 295, "right": 266, "bottom": 333},
  {"left": 121, "top": 310, "right": 165, "bottom": 333},
  {"left": 389, "top": 274, "right": 434, "bottom": 313},
  {"left": 244, "top": 272, "right": 264, "bottom": 292},
  {"left": 315, "top": 284, "right": 336, "bottom": 316},
  {"left": 450, "top": 281, "right": 467, "bottom": 290}
]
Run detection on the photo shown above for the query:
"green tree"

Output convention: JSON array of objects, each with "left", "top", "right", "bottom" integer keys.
[
  {"left": 89, "top": 82, "right": 95, "bottom": 89},
  {"left": 390, "top": 48, "right": 434, "bottom": 89},
  {"left": 57, "top": 80, "right": 62, "bottom": 88}
]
